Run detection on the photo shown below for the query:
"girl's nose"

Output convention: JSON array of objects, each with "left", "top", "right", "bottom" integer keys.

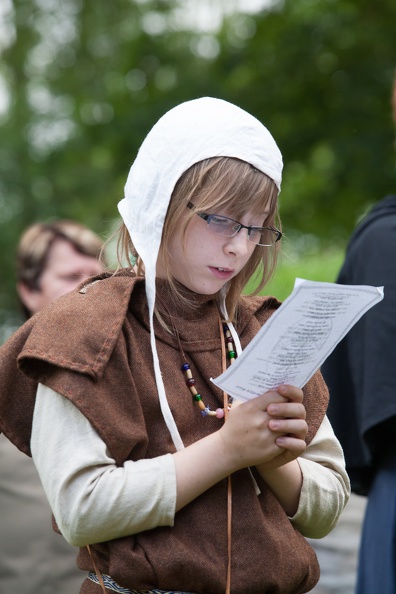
[{"left": 224, "top": 228, "right": 251, "bottom": 255}]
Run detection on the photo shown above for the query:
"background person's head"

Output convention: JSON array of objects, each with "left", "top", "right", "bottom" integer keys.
[{"left": 16, "top": 220, "right": 104, "bottom": 318}]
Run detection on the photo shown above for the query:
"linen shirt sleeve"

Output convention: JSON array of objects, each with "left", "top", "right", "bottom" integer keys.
[
  {"left": 289, "top": 415, "right": 350, "bottom": 539},
  {"left": 31, "top": 384, "right": 177, "bottom": 547}
]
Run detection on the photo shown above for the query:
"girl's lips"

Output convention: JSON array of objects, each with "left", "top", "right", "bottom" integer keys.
[{"left": 209, "top": 266, "right": 234, "bottom": 280}]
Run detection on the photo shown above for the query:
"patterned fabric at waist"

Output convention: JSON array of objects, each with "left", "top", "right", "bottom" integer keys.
[{"left": 87, "top": 572, "right": 198, "bottom": 594}]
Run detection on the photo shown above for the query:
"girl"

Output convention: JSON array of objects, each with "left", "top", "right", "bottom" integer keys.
[{"left": 0, "top": 97, "right": 349, "bottom": 594}]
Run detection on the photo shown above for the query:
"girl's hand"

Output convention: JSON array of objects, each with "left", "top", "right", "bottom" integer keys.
[
  {"left": 219, "top": 384, "right": 307, "bottom": 472},
  {"left": 258, "top": 384, "right": 307, "bottom": 470}
]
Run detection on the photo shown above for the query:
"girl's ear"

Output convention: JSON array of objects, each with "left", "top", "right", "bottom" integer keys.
[{"left": 17, "top": 282, "right": 42, "bottom": 315}]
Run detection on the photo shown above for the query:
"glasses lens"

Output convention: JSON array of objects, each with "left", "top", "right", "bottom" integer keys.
[
  {"left": 208, "top": 215, "right": 239, "bottom": 237},
  {"left": 249, "top": 228, "right": 279, "bottom": 246},
  {"left": 205, "top": 211, "right": 281, "bottom": 246}
]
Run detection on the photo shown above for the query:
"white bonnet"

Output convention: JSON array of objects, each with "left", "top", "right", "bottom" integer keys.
[{"left": 118, "top": 97, "right": 283, "bottom": 450}]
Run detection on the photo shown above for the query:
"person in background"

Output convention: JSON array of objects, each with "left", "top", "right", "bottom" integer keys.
[
  {"left": 0, "top": 219, "right": 104, "bottom": 594},
  {"left": 321, "top": 71, "right": 396, "bottom": 594},
  {"left": 15, "top": 220, "right": 104, "bottom": 318}
]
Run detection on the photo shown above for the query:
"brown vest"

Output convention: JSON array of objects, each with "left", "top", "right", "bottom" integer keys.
[{"left": 0, "top": 272, "right": 329, "bottom": 594}]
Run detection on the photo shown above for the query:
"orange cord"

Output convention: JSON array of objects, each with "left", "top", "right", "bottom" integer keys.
[{"left": 87, "top": 544, "right": 106, "bottom": 594}]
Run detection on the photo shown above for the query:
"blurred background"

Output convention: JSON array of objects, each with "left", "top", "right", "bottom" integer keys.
[{"left": 1, "top": 0, "right": 395, "bottom": 340}]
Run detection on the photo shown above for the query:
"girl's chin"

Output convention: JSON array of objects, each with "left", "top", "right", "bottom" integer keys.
[{"left": 183, "top": 280, "right": 229, "bottom": 296}]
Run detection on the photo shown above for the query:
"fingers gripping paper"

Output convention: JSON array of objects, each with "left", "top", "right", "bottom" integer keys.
[{"left": 212, "top": 278, "right": 384, "bottom": 401}]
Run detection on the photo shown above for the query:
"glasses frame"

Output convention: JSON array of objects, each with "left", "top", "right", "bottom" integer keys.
[{"left": 186, "top": 202, "right": 282, "bottom": 247}]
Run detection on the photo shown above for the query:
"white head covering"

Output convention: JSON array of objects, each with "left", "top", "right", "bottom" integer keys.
[{"left": 118, "top": 97, "right": 283, "bottom": 450}]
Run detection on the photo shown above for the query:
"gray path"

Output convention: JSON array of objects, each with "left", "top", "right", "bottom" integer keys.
[{"left": 308, "top": 493, "right": 367, "bottom": 594}]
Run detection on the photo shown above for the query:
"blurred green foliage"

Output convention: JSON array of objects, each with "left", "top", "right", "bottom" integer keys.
[
  {"left": 0, "top": 0, "right": 395, "bottom": 329},
  {"left": 249, "top": 245, "right": 345, "bottom": 302}
]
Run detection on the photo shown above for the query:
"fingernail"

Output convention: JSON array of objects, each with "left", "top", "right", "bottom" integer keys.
[{"left": 268, "top": 404, "right": 279, "bottom": 414}]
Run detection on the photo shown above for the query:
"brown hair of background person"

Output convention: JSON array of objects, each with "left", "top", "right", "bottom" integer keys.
[{"left": 16, "top": 219, "right": 104, "bottom": 318}]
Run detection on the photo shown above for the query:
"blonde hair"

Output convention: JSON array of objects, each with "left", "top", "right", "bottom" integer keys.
[{"left": 116, "top": 157, "right": 281, "bottom": 322}]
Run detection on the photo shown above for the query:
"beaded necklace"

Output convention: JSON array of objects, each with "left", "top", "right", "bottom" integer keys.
[
  {"left": 181, "top": 321, "right": 237, "bottom": 418},
  {"left": 156, "top": 295, "right": 237, "bottom": 420}
]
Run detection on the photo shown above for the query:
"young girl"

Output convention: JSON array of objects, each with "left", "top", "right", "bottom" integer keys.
[{"left": 0, "top": 97, "right": 349, "bottom": 594}]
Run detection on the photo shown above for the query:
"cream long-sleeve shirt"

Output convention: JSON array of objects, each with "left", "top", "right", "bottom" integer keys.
[{"left": 31, "top": 383, "right": 350, "bottom": 548}]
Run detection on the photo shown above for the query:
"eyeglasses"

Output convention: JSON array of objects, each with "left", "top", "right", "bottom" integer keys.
[{"left": 187, "top": 202, "right": 282, "bottom": 247}]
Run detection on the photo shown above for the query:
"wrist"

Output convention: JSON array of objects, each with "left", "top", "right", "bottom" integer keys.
[{"left": 257, "top": 460, "right": 303, "bottom": 516}]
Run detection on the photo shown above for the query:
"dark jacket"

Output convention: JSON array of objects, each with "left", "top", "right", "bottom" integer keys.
[{"left": 322, "top": 195, "right": 396, "bottom": 495}]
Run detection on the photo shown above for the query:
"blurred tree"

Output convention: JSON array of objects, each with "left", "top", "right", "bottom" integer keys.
[
  {"left": 215, "top": 0, "right": 396, "bottom": 243},
  {"left": 0, "top": 0, "right": 395, "bottom": 331}
]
